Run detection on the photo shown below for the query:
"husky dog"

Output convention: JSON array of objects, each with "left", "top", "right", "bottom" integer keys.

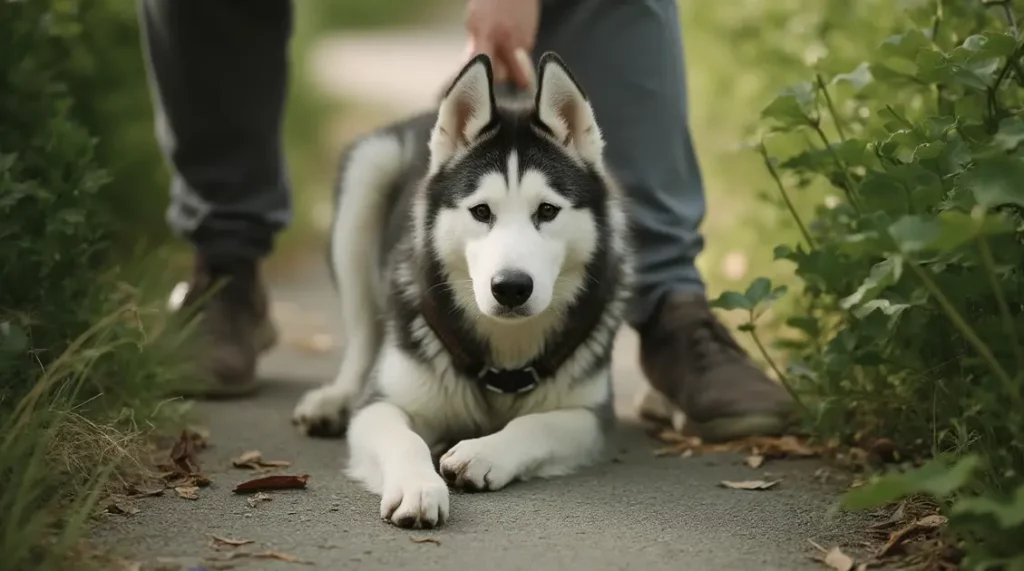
[{"left": 292, "top": 52, "right": 632, "bottom": 528}]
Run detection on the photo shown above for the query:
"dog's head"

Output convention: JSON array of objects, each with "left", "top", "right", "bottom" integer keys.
[{"left": 417, "top": 52, "right": 621, "bottom": 323}]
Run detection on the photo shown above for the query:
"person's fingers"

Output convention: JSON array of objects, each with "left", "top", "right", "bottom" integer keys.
[
  {"left": 466, "top": 36, "right": 510, "bottom": 84},
  {"left": 492, "top": 44, "right": 523, "bottom": 90},
  {"left": 511, "top": 47, "right": 535, "bottom": 92}
]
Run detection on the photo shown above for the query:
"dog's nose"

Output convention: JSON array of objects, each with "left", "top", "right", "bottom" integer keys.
[{"left": 490, "top": 270, "right": 533, "bottom": 309}]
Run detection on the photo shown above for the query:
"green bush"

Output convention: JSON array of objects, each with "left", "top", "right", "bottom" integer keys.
[
  {"left": 63, "top": 0, "right": 172, "bottom": 249},
  {"left": 709, "top": 1, "right": 1024, "bottom": 567},
  {"left": 1, "top": 1, "right": 183, "bottom": 569}
]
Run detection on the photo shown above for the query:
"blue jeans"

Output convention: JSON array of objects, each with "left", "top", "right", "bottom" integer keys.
[{"left": 139, "top": 0, "right": 708, "bottom": 327}]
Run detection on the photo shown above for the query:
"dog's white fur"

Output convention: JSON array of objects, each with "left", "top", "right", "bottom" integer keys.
[{"left": 293, "top": 53, "right": 630, "bottom": 528}]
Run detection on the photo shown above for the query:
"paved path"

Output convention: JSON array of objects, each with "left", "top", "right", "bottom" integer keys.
[{"left": 94, "top": 259, "right": 869, "bottom": 571}]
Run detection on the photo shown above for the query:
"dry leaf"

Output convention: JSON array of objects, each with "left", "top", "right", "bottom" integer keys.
[
  {"left": 745, "top": 454, "right": 765, "bottom": 468},
  {"left": 878, "top": 513, "right": 950, "bottom": 557},
  {"left": 822, "top": 547, "right": 855, "bottom": 571},
  {"left": 233, "top": 474, "right": 310, "bottom": 494},
  {"left": 103, "top": 497, "right": 140, "bottom": 516},
  {"left": 253, "top": 551, "right": 310, "bottom": 564},
  {"left": 175, "top": 485, "right": 199, "bottom": 500},
  {"left": 210, "top": 535, "right": 255, "bottom": 547},
  {"left": 232, "top": 450, "right": 263, "bottom": 468},
  {"left": 211, "top": 550, "right": 311, "bottom": 565},
  {"left": 165, "top": 473, "right": 211, "bottom": 490},
  {"left": 125, "top": 485, "right": 164, "bottom": 498},
  {"left": 652, "top": 431, "right": 829, "bottom": 462},
  {"left": 410, "top": 536, "right": 441, "bottom": 545},
  {"left": 719, "top": 479, "right": 780, "bottom": 490},
  {"left": 169, "top": 429, "right": 201, "bottom": 474},
  {"left": 915, "top": 514, "right": 948, "bottom": 529},
  {"left": 257, "top": 459, "right": 292, "bottom": 468},
  {"left": 231, "top": 450, "right": 293, "bottom": 470},
  {"left": 770, "top": 435, "right": 820, "bottom": 458},
  {"left": 247, "top": 492, "right": 273, "bottom": 508}
]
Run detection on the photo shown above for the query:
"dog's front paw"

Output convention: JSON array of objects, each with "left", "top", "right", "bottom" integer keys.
[
  {"left": 439, "top": 438, "right": 517, "bottom": 492},
  {"left": 381, "top": 472, "right": 450, "bottom": 529},
  {"left": 291, "top": 386, "right": 355, "bottom": 438}
]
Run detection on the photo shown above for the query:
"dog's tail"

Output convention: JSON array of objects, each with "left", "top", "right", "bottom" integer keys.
[{"left": 329, "top": 131, "right": 410, "bottom": 331}]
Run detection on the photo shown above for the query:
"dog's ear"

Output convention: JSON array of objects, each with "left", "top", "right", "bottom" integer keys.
[
  {"left": 533, "top": 52, "right": 604, "bottom": 164},
  {"left": 429, "top": 54, "right": 497, "bottom": 171}
]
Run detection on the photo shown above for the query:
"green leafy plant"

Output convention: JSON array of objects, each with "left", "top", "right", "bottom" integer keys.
[
  {"left": 710, "top": 0, "right": 1024, "bottom": 567},
  {"left": 1, "top": 1, "right": 187, "bottom": 568}
]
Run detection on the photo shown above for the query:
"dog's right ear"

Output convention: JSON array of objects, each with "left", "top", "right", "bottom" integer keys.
[{"left": 429, "top": 54, "right": 497, "bottom": 172}]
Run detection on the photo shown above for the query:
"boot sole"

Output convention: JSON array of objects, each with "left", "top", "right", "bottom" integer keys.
[{"left": 686, "top": 414, "right": 791, "bottom": 444}]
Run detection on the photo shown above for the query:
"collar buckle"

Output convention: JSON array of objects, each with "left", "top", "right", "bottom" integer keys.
[{"left": 478, "top": 365, "right": 540, "bottom": 395}]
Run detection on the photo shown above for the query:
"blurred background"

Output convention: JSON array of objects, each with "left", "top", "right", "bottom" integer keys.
[{"left": 69, "top": 0, "right": 905, "bottom": 295}]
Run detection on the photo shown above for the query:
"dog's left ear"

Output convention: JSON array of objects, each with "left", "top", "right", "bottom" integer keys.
[
  {"left": 533, "top": 52, "right": 604, "bottom": 164},
  {"left": 429, "top": 54, "right": 497, "bottom": 172}
]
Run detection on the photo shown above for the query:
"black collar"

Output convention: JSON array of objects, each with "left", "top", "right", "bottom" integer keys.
[{"left": 419, "top": 292, "right": 598, "bottom": 396}]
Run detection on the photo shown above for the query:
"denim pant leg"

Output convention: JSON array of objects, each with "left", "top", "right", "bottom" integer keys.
[
  {"left": 138, "top": 0, "right": 293, "bottom": 264},
  {"left": 535, "top": 0, "right": 707, "bottom": 326}
]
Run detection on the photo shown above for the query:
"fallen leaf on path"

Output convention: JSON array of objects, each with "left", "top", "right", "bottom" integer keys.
[
  {"left": 745, "top": 454, "right": 765, "bottom": 468},
  {"left": 719, "top": 479, "right": 780, "bottom": 490},
  {"left": 103, "top": 496, "right": 140, "bottom": 516},
  {"left": 175, "top": 485, "right": 199, "bottom": 500},
  {"left": 653, "top": 430, "right": 830, "bottom": 466},
  {"left": 212, "top": 551, "right": 311, "bottom": 565},
  {"left": 210, "top": 535, "right": 255, "bottom": 548},
  {"left": 164, "top": 473, "right": 212, "bottom": 490},
  {"left": 246, "top": 493, "right": 274, "bottom": 509},
  {"left": 252, "top": 551, "right": 310, "bottom": 564},
  {"left": 822, "top": 547, "right": 855, "bottom": 571},
  {"left": 809, "top": 541, "right": 862, "bottom": 571},
  {"left": 233, "top": 474, "right": 309, "bottom": 494},
  {"left": 410, "top": 537, "right": 442, "bottom": 546},
  {"left": 258, "top": 459, "right": 292, "bottom": 468},
  {"left": 155, "top": 428, "right": 213, "bottom": 492},
  {"left": 230, "top": 450, "right": 293, "bottom": 470},
  {"left": 231, "top": 450, "right": 262, "bottom": 468},
  {"left": 169, "top": 429, "right": 202, "bottom": 474},
  {"left": 125, "top": 484, "right": 164, "bottom": 498}
]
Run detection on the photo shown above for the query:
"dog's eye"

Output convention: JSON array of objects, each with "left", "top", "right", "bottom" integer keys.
[
  {"left": 469, "top": 204, "right": 492, "bottom": 223},
  {"left": 536, "top": 203, "right": 561, "bottom": 223}
]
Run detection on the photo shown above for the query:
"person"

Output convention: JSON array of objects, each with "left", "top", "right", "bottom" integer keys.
[{"left": 138, "top": 0, "right": 794, "bottom": 442}]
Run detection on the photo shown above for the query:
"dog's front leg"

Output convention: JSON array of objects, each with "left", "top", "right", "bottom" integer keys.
[
  {"left": 439, "top": 408, "right": 605, "bottom": 491},
  {"left": 347, "top": 401, "right": 449, "bottom": 528}
]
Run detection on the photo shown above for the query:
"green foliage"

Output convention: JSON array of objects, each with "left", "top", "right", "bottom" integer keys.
[
  {"left": 709, "top": 1, "right": 1024, "bottom": 566},
  {"left": 62, "top": 0, "right": 172, "bottom": 248},
  {"left": 1, "top": 1, "right": 184, "bottom": 568}
]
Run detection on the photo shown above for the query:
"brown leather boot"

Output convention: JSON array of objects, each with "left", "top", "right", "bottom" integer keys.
[
  {"left": 638, "top": 292, "right": 795, "bottom": 442},
  {"left": 173, "top": 256, "right": 278, "bottom": 398}
]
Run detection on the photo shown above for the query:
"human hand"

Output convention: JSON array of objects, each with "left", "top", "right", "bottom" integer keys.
[{"left": 464, "top": 0, "right": 540, "bottom": 89}]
